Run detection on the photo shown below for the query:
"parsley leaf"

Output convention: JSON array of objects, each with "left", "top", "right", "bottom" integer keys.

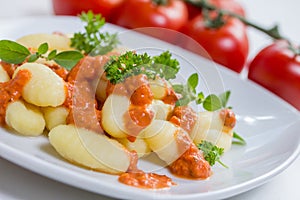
[
  {"left": 70, "top": 11, "right": 119, "bottom": 55},
  {"left": 104, "top": 50, "right": 180, "bottom": 84},
  {"left": 197, "top": 140, "right": 228, "bottom": 168}
]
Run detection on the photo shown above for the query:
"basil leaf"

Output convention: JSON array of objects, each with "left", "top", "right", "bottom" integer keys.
[
  {"left": 0, "top": 40, "right": 30, "bottom": 64},
  {"left": 203, "top": 94, "right": 223, "bottom": 111},
  {"left": 38, "top": 43, "right": 49, "bottom": 55},
  {"left": 53, "top": 51, "right": 83, "bottom": 70}
]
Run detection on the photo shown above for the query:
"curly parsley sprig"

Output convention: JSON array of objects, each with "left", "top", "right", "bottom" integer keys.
[
  {"left": 197, "top": 140, "right": 228, "bottom": 168},
  {"left": 70, "top": 11, "right": 119, "bottom": 56},
  {"left": 104, "top": 50, "right": 180, "bottom": 84}
]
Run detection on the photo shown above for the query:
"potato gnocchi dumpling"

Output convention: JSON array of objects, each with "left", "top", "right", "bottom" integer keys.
[
  {"left": 190, "top": 111, "right": 233, "bottom": 152},
  {"left": 101, "top": 94, "right": 131, "bottom": 138},
  {"left": 0, "top": 64, "right": 10, "bottom": 82},
  {"left": 13, "top": 63, "right": 66, "bottom": 107},
  {"left": 149, "top": 78, "right": 170, "bottom": 100},
  {"left": 5, "top": 100, "right": 45, "bottom": 136},
  {"left": 16, "top": 33, "right": 72, "bottom": 51},
  {"left": 141, "top": 120, "right": 192, "bottom": 165},
  {"left": 42, "top": 106, "right": 69, "bottom": 130},
  {"left": 117, "top": 137, "right": 151, "bottom": 158},
  {"left": 49, "top": 125, "right": 132, "bottom": 174},
  {"left": 151, "top": 100, "right": 173, "bottom": 120}
]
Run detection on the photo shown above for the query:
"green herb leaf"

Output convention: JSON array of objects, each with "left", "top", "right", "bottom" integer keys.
[
  {"left": 27, "top": 53, "right": 39, "bottom": 62},
  {"left": 70, "top": 11, "right": 119, "bottom": 55},
  {"left": 38, "top": 43, "right": 49, "bottom": 55},
  {"left": 152, "top": 51, "right": 180, "bottom": 80},
  {"left": 0, "top": 40, "right": 30, "bottom": 64},
  {"left": 232, "top": 132, "right": 246, "bottom": 145},
  {"left": 174, "top": 73, "right": 202, "bottom": 106},
  {"left": 53, "top": 51, "right": 83, "bottom": 70},
  {"left": 47, "top": 49, "right": 57, "bottom": 60},
  {"left": 219, "top": 90, "right": 231, "bottom": 108},
  {"left": 203, "top": 94, "right": 223, "bottom": 111},
  {"left": 197, "top": 140, "right": 228, "bottom": 168},
  {"left": 104, "top": 51, "right": 179, "bottom": 84}
]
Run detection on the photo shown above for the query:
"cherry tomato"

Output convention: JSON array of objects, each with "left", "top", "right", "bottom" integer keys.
[
  {"left": 248, "top": 40, "right": 300, "bottom": 110},
  {"left": 185, "top": 0, "right": 246, "bottom": 20},
  {"left": 181, "top": 15, "right": 249, "bottom": 73},
  {"left": 209, "top": 0, "right": 246, "bottom": 16},
  {"left": 52, "top": 0, "right": 124, "bottom": 19},
  {"left": 112, "top": 0, "right": 188, "bottom": 31}
]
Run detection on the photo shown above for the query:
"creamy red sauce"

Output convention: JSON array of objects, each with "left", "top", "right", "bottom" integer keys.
[
  {"left": 65, "top": 56, "right": 110, "bottom": 133},
  {"left": 169, "top": 106, "right": 198, "bottom": 133},
  {"left": 119, "top": 171, "right": 175, "bottom": 189},
  {"left": 162, "top": 86, "right": 180, "bottom": 105},
  {"left": 0, "top": 69, "right": 31, "bottom": 125},
  {"left": 169, "top": 143, "right": 211, "bottom": 179},
  {"left": 108, "top": 74, "right": 154, "bottom": 142},
  {"left": 119, "top": 151, "right": 176, "bottom": 189},
  {"left": 219, "top": 108, "right": 236, "bottom": 129},
  {"left": 0, "top": 61, "right": 18, "bottom": 78}
]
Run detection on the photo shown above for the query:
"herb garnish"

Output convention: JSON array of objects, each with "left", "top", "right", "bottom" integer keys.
[
  {"left": 0, "top": 40, "right": 83, "bottom": 70},
  {"left": 197, "top": 140, "right": 228, "bottom": 168},
  {"left": 173, "top": 73, "right": 231, "bottom": 111},
  {"left": 70, "top": 11, "right": 119, "bottom": 56},
  {"left": 104, "top": 50, "right": 180, "bottom": 84}
]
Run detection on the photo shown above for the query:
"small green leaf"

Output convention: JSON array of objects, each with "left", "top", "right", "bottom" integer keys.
[
  {"left": 0, "top": 40, "right": 30, "bottom": 64},
  {"left": 187, "top": 73, "right": 198, "bottom": 91},
  {"left": 53, "top": 51, "right": 83, "bottom": 70},
  {"left": 219, "top": 90, "right": 231, "bottom": 108},
  {"left": 27, "top": 53, "right": 39, "bottom": 62},
  {"left": 47, "top": 49, "right": 57, "bottom": 60},
  {"left": 232, "top": 132, "right": 246, "bottom": 145},
  {"left": 38, "top": 43, "right": 49, "bottom": 55},
  {"left": 196, "top": 92, "right": 205, "bottom": 104},
  {"left": 203, "top": 94, "right": 223, "bottom": 111}
]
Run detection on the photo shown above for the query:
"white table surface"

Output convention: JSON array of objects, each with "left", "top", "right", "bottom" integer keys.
[{"left": 0, "top": 0, "right": 299, "bottom": 199}]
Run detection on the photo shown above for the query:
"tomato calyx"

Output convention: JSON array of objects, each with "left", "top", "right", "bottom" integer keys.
[
  {"left": 185, "top": 0, "right": 287, "bottom": 40},
  {"left": 152, "top": 0, "right": 169, "bottom": 6},
  {"left": 202, "top": 9, "right": 226, "bottom": 29}
]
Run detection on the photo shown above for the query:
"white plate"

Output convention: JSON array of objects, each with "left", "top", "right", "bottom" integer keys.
[{"left": 0, "top": 16, "right": 300, "bottom": 200}]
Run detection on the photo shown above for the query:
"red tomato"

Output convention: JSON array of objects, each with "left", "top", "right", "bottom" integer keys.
[
  {"left": 181, "top": 15, "right": 249, "bottom": 73},
  {"left": 112, "top": 0, "right": 188, "bottom": 31},
  {"left": 185, "top": 0, "right": 246, "bottom": 20},
  {"left": 52, "top": 0, "right": 124, "bottom": 19},
  {"left": 248, "top": 40, "right": 300, "bottom": 110},
  {"left": 209, "top": 0, "right": 246, "bottom": 16}
]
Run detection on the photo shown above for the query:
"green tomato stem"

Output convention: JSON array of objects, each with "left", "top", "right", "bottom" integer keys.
[{"left": 185, "top": 0, "right": 288, "bottom": 41}]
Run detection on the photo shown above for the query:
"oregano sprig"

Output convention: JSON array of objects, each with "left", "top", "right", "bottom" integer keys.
[{"left": 0, "top": 40, "right": 83, "bottom": 70}]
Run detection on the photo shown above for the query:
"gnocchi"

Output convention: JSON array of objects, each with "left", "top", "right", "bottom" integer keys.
[
  {"left": 5, "top": 100, "right": 45, "bottom": 136},
  {"left": 49, "top": 124, "right": 132, "bottom": 174},
  {"left": 16, "top": 33, "right": 72, "bottom": 51},
  {"left": 13, "top": 63, "right": 66, "bottom": 107},
  {"left": 190, "top": 110, "right": 233, "bottom": 152},
  {"left": 0, "top": 64, "right": 10, "bottom": 82},
  {"left": 141, "top": 120, "right": 192, "bottom": 165},
  {"left": 42, "top": 106, "right": 69, "bottom": 130}
]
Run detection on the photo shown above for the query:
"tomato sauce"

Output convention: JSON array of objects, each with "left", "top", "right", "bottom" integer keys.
[
  {"left": 0, "top": 61, "right": 18, "bottom": 78},
  {"left": 219, "top": 108, "right": 236, "bottom": 129},
  {"left": 119, "top": 171, "right": 175, "bottom": 189},
  {"left": 65, "top": 56, "right": 110, "bottom": 133},
  {"left": 162, "top": 87, "right": 180, "bottom": 105},
  {"left": 169, "top": 106, "right": 197, "bottom": 133},
  {"left": 119, "top": 151, "right": 176, "bottom": 189},
  {"left": 0, "top": 69, "right": 31, "bottom": 125},
  {"left": 169, "top": 143, "right": 211, "bottom": 179}
]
